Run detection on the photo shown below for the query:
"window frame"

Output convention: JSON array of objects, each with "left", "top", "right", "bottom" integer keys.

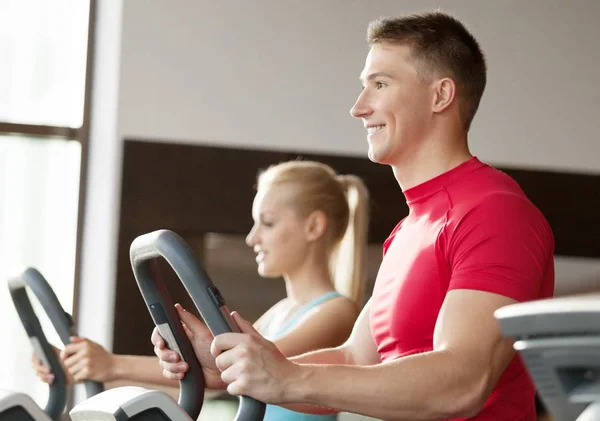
[{"left": 0, "top": 0, "right": 96, "bottom": 349}]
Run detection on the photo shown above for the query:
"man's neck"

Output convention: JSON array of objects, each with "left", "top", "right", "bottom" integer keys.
[{"left": 391, "top": 140, "right": 472, "bottom": 192}]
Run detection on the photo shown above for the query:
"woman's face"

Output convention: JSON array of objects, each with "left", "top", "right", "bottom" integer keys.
[{"left": 245, "top": 185, "right": 311, "bottom": 278}]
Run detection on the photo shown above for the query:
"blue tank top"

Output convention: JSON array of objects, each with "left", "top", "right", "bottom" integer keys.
[{"left": 259, "top": 291, "right": 342, "bottom": 421}]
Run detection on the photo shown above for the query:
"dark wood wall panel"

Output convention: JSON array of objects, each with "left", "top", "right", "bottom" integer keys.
[
  {"left": 498, "top": 168, "right": 600, "bottom": 258},
  {"left": 113, "top": 139, "right": 600, "bottom": 355},
  {"left": 118, "top": 141, "right": 405, "bottom": 241}
]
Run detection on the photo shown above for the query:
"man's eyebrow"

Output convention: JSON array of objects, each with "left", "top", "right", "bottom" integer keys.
[{"left": 359, "top": 72, "right": 395, "bottom": 83}]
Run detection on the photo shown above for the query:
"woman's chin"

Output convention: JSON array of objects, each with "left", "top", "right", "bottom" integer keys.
[{"left": 257, "top": 265, "right": 281, "bottom": 278}]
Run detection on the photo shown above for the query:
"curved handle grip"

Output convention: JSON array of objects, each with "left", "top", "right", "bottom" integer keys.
[
  {"left": 129, "top": 232, "right": 206, "bottom": 419},
  {"left": 9, "top": 270, "right": 68, "bottom": 420},
  {"left": 19, "top": 268, "right": 105, "bottom": 398},
  {"left": 130, "top": 229, "right": 265, "bottom": 421}
]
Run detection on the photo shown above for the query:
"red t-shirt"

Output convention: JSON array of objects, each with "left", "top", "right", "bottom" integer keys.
[{"left": 370, "top": 157, "right": 554, "bottom": 420}]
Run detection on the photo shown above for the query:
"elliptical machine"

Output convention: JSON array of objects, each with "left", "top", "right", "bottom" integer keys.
[
  {"left": 1, "top": 268, "right": 103, "bottom": 421},
  {"left": 69, "top": 230, "right": 265, "bottom": 421},
  {"left": 496, "top": 294, "right": 600, "bottom": 421}
]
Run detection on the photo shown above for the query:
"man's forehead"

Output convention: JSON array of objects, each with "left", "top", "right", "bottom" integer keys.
[
  {"left": 369, "top": 43, "right": 412, "bottom": 62},
  {"left": 360, "top": 43, "right": 413, "bottom": 79},
  {"left": 359, "top": 48, "right": 379, "bottom": 80}
]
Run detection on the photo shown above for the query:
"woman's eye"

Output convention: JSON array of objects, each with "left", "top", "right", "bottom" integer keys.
[{"left": 376, "top": 81, "right": 386, "bottom": 89}]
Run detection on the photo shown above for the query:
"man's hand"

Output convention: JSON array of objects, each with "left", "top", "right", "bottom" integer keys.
[
  {"left": 151, "top": 303, "right": 226, "bottom": 389},
  {"left": 211, "top": 312, "right": 302, "bottom": 403}
]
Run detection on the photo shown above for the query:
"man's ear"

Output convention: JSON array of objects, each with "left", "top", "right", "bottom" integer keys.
[
  {"left": 432, "top": 77, "right": 456, "bottom": 114},
  {"left": 305, "top": 210, "right": 327, "bottom": 242}
]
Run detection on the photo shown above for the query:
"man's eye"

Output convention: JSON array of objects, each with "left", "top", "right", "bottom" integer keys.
[{"left": 376, "top": 81, "right": 386, "bottom": 89}]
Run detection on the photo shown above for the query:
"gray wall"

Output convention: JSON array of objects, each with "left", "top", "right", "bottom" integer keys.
[{"left": 117, "top": 0, "right": 600, "bottom": 172}]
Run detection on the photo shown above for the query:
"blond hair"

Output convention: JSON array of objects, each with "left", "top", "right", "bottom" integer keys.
[{"left": 257, "top": 161, "right": 369, "bottom": 306}]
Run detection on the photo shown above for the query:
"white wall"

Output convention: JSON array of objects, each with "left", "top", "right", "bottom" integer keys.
[
  {"left": 76, "top": 0, "right": 123, "bottom": 359},
  {"left": 78, "top": 0, "right": 600, "bottom": 373}
]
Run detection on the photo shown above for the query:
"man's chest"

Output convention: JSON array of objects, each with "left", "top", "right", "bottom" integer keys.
[{"left": 370, "top": 216, "right": 450, "bottom": 358}]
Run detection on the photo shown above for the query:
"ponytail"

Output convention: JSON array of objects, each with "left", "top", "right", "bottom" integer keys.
[{"left": 330, "top": 175, "right": 370, "bottom": 307}]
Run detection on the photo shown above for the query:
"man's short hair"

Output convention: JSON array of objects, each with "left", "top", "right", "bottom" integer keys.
[{"left": 368, "top": 11, "right": 487, "bottom": 131}]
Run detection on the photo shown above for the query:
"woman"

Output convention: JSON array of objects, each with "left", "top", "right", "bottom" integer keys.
[{"left": 34, "top": 160, "right": 370, "bottom": 420}]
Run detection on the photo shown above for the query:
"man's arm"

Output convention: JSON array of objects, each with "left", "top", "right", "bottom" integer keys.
[
  {"left": 286, "top": 290, "right": 517, "bottom": 421},
  {"left": 215, "top": 291, "right": 517, "bottom": 420}
]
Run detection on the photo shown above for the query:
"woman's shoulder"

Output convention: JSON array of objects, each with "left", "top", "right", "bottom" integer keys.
[
  {"left": 254, "top": 297, "right": 289, "bottom": 328},
  {"left": 306, "top": 294, "right": 359, "bottom": 324}
]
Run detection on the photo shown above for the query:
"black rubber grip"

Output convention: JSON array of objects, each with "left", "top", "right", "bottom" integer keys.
[
  {"left": 129, "top": 229, "right": 265, "bottom": 421},
  {"left": 8, "top": 268, "right": 104, "bottom": 420}
]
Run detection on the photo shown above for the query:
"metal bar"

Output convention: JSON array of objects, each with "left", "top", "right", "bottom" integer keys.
[{"left": 0, "top": 122, "right": 79, "bottom": 139}]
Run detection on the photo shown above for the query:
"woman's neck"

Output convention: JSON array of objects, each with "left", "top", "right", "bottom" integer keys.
[{"left": 283, "top": 259, "right": 335, "bottom": 306}]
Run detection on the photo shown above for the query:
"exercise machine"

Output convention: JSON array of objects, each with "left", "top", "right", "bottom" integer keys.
[
  {"left": 2, "top": 268, "right": 103, "bottom": 421},
  {"left": 69, "top": 230, "right": 265, "bottom": 420},
  {"left": 495, "top": 294, "right": 600, "bottom": 421}
]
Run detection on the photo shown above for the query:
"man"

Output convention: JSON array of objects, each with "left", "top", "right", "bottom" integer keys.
[{"left": 153, "top": 11, "right": 554, "bottom": 420}]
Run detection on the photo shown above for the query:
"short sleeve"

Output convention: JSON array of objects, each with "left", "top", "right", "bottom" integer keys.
[{"left": 447, "top": 193, "right": 554, "bottom": 302}]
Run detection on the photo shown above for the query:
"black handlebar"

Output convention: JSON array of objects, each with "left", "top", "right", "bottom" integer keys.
[
  {"left": 8, "top": 268, "right": 104, "bottom": 420},
  {"left": 129, "top": 229, "right": 265, "bottom": 421}
]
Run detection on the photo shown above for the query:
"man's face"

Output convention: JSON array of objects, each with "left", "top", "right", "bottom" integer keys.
[{"left": 351, "top": 43, "right": 433, "bottom": 166}]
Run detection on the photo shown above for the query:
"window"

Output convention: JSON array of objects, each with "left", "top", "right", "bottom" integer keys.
[
  {"left": 0, "top": 0, "right": 90, "bottom": 127},
  {"left": 0, "top": 0, "right": 91, "bottom": 407}
]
